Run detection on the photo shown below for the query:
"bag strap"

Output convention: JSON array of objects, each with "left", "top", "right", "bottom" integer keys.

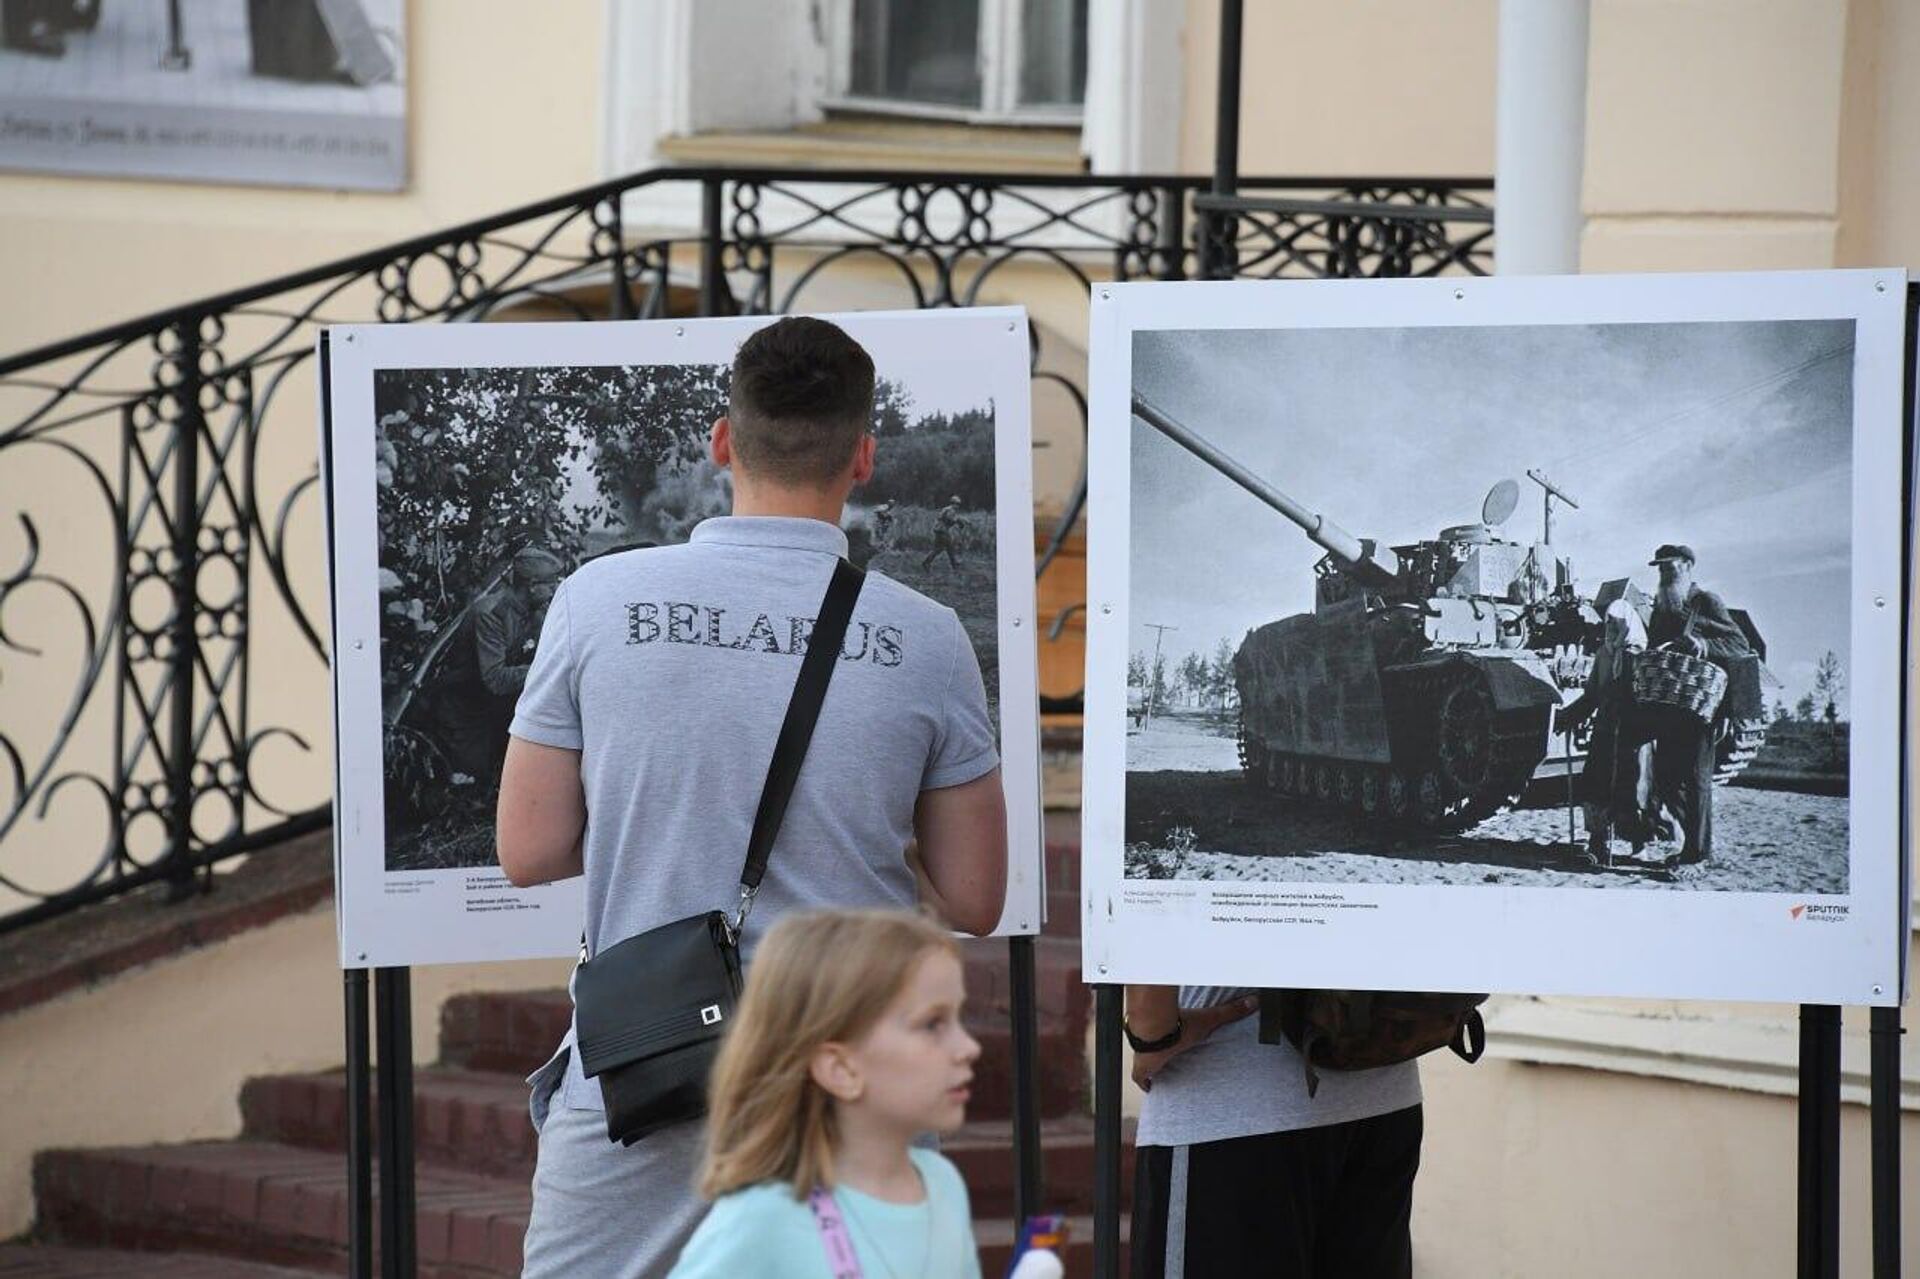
[
  {"left": 731, "top": 557, "right": 866, "bottom": 936},
  {"left": 1450, "top": 1007, "right": 1488, "bottom": 1064},
  {"left": 807, "top": 1187, "right": 864, "bottom": 1279}
]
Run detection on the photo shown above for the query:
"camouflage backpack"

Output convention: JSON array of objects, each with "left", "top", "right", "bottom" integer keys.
[{"left": 1257, "top": 990, "right": 1488, "bottom": 1097}]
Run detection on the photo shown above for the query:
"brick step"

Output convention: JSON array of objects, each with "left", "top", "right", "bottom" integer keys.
[
  {"left": 34, "top": 1141, "right": 526, "bottom": 1278},
  {"left": 439, "top": 990, "right": 1088, "bottom": 1121},
  {"left": 1045, "top": 885, "right": 1084, "bottom": 935},
  {"left": 240, "top": 1068, "right": 534, "bottom": 1182},
  {"left": 31, "top": 1141, "right": 1120, "bottom": 1276},
  {"left": 0, "top": 1244, "right": 322, "bottom": 1277},
  {"left": 956, "top": 934, "right": 1089, "bottom": 1025},
  {"left": 242, "top": 1067, "right": 1127, "bottom": 1208},
  {"left": 943, "top": 1116, "right": 1137, "bottom": 1217},
  {"left": 1044, "top": 835, "right": 1083, "bottom": 895}
]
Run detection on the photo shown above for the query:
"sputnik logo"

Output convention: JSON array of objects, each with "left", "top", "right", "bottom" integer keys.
[{"left": 1790, "top": 905, "right": 1807, "bottom": 919}]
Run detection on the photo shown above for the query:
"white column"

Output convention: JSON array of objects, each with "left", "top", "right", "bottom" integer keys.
[{"left": 1495, "top": 0, "right": 1591, "bottom": 274}]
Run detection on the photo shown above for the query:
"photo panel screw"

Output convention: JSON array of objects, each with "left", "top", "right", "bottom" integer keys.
[
  {"left": 1453, "top": 288, "right": 1465, "bottom": 301},
  {"left": 675, "top": 325, "right": 685, "bottom": 336}
]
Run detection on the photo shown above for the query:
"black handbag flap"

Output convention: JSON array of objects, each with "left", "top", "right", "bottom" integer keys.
[{"left": 574, "top": 911, "right": 741, "bottom": 1079}]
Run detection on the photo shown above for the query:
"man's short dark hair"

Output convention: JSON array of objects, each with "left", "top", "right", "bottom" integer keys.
[{"left": 727, "top": 317, "right": 876, "bottom": 485}]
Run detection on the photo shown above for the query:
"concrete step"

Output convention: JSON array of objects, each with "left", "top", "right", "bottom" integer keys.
[
  {"left": 33, "top": 1140, "right": 526, "bottom": 1278},
  {"left": 438, "top": 988, "right": 1089, "bottom": 1122},
  {"left": 31, "top": 1140, "right": 1120, "bottom": 1276},
  {"left": 0, "top": 1244, "right": 321, "bottom": 1277}
]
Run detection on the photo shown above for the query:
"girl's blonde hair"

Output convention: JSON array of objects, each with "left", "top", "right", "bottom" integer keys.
[{"left": 699, "top": 908, "right": 959, "bottom": 1200}]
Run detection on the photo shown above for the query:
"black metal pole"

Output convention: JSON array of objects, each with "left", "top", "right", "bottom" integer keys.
[
  {"left": 374, "top": 967, "right": 417, "bottom": 1279},
  {"left": 1156, "top": 185, "right": 1186, "bottom": 282},
  {"left": 345, "top": 969, "right": 374, "bottom": 1279},
  {"left": 1870, "top": 1004, "right": 1902, "bottom": 1278},
  {"left": 1797, "top": 1003, "right": 1842, "bottom": 1279},
  {"left": 1199, "top": 0, "right": 1244, "bottom": 279},
  {"left": 163, "top": 318, "right": 203, "bottom": 903},
  {"left": 1007, "top": 935, "right": 1044, "bottom": 1228},
  {"left": 698, "top": 178, "right": 726, "bottom": 318},
  {"left": 1092, "top": 984, "right": 1124, "bottom": 1279}
]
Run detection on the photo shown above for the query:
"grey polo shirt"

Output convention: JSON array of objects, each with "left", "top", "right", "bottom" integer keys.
[{"left": 509, "top": 515, "right": 999, "bottom": 1109}]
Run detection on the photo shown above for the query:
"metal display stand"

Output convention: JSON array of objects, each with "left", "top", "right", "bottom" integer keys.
[
  {"left": 323, "top": 321, "right": 1051, "bottom": 1271},
  {"left": 1086, "top": 12, "right": 1912, "bottom": 1277}
]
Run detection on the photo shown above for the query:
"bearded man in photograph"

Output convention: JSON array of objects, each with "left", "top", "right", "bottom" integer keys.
[{"left": 1642, "top": 543, "right": 1751, "bottom": 866}]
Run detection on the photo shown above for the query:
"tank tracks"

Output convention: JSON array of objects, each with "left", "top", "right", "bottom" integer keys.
[{"left": 1238, "top": 663, "right": 1546, "bottom": 833}]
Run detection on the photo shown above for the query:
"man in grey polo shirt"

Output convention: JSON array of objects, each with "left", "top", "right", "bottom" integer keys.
[{"left": 497, "top": 316, "right": 1008, "bottom": 1278}]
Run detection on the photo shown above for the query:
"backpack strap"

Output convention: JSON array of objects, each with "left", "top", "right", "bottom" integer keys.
[{"left": 1449, "top": 1007, "right": 1487, "bottom": 1064}]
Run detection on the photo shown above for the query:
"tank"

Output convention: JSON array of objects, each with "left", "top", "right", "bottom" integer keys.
[{"left": 1131, "top": 393, "right": 1773, "bottom": 830}]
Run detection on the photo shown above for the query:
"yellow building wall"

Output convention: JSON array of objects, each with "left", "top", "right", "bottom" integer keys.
[
  {"left": 0, "top": 0, "right": 605, "bottom": 357},
  {"left": 1179, "top": 0, "right": 1498, "bottom": 178}
]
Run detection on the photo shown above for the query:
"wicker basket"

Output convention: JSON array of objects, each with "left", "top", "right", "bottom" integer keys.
[{"left": 1632, "top": 647, "right": 1727, "bottom": 722}]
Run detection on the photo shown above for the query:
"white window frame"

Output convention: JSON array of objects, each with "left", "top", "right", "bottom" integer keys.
[
  {"left": 819, "top": 0, "right": 1086, "bottom": 127},
  {"left": 602, "top": 0, "right": 1180, "bottom": 236}
]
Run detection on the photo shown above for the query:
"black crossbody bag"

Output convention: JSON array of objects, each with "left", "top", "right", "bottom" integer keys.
[{"left": 573, "top": 558, "right": 865, "bottom": 1145}]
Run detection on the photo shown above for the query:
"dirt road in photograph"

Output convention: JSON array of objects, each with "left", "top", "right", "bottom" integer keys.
[{"left": 1123, "top": 709, "right": 1849, "bottom": 894}]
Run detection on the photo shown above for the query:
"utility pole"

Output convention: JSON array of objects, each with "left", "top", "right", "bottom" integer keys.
[{"left": 1143, "top": 623, "right": 1177, "bottom": 725}]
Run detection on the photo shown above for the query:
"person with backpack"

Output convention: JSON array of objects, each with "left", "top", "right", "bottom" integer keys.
[
  {"left": 497, "top": 316, "right": 1009, "bottom": 1278},
  {"left": 1124, "top": 982, "right": 1425, "bottom": 1278}
]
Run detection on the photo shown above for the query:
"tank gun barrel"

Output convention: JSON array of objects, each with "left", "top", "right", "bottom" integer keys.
[{"left": 1131, "top": 392, "right": 1400, "bottom": 585}]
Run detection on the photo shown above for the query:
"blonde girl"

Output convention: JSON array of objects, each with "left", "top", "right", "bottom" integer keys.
[{"left": 669, "top": 910, "right": 985, "bottom": 1278}]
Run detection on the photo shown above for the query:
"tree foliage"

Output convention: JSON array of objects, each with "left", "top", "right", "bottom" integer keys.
[
  {"left": 863, "top": 403, "right": 996, "bottom": 509},
  {"left": 372, "top": 363, "right": 722, "bottom": 692}
]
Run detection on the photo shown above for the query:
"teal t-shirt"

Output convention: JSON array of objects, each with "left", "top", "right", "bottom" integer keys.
[{"left": 668, "top": 1148, "right": 982, "bottom": 1278}]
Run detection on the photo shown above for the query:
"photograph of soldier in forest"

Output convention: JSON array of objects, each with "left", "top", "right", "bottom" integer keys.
[
  {"left": 1124, "top": 318, "right": 1854, "bottom": 895},
  {"left": 376, "top": 355, "right": 999, "bottom": 872}
]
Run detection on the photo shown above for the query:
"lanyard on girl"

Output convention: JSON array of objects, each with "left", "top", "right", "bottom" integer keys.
[{"left": 807, "top": 1188, "right": 864, "bottom": 1279}]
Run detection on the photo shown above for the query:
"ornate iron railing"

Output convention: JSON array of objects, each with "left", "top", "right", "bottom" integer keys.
[{"left": 0, "top": 166, "right": 1492, "bottom": 932}]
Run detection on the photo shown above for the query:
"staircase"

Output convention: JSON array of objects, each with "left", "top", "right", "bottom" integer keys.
[{"left": 8, "top": 835, "right": 1131, "bottom": 1274}]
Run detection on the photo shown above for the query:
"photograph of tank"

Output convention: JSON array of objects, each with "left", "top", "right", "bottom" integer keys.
[
  {"left": 1125, "top": 317, "right": 1855, "bottom": 894},
  {"left": 377, "top": 355, "right": 1002, "bottom": 874}
]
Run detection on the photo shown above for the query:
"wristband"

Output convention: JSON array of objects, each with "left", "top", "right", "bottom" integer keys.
[{"left": 1123, "top": 1015, "right": 1184, "bottom": 1054}]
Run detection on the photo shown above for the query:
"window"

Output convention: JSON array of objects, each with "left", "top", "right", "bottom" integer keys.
[{"left": 833, "top": 0, "right": 1088, "bottom": 123}]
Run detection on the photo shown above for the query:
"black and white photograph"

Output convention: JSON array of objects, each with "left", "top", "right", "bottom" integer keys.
[
  {"left": 0, "top": 0, "right": 406, "bottom": 189},
  {"left": 1124, "top": 317, "right": 1851, "bottom": 895},
  {"left": 1081, "top": 272, "right": 1906, "bottom": 1006},
  {"left": 323, "top": 310, "right": 1040, "bottom": 968},
  {"left": 375, "top": 360, "right": 1003, "bottom": 875}
]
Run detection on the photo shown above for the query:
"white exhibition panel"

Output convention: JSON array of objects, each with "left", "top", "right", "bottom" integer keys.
[
  {"left": 324, "top": 308, "right": 1042, "bottom": 967},
  {"left": 1081, "top": 270, "right": 1908, "bottom": 1007}
]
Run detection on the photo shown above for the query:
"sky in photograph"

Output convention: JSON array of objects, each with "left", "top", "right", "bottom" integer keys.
[
  {"left": 1130, "top": 319, "right": 1857, "bottom": 714},
  {"left": 549, "top": 344, "right": 998, "bottom": 520}
]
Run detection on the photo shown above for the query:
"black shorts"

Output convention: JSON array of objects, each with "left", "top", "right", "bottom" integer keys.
[{"left": 1130, "top": 1104, "right": 1423, "bottom": 1279}]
